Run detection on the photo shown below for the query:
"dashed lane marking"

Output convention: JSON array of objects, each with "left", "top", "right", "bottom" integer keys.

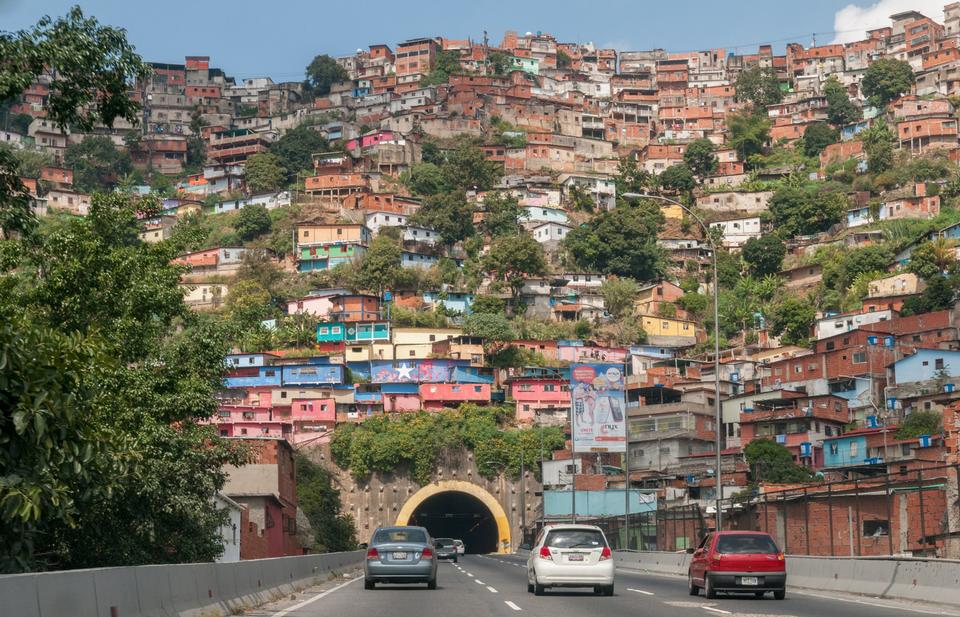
[
  {"left": 476, "top": 579, "right": 485, "bottom": 585},
  {"left": 487, "top": 586, "right": 498, "bottom": 593},
  {"left": 702, "top": 608, "right": 732, "bottom": 615},
  {"left": 505, "top": 601, "right": 522, "bottom": 611},
  {"left": 627, "top": 588, "right": 655, "bottom": 595}
]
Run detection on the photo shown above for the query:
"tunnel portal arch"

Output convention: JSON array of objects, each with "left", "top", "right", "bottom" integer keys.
[{"left": 395, "top": 480, "right": 511, "bottom": 554}]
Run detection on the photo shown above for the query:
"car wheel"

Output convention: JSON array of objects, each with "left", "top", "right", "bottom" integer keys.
[
  {"left": 774, "top": 589, "right": 786, "bottom": 600},
  {"left": 755, "top": 592, "right": 766, "bottom": 599},
  {"left": 593, "top": 586, "right": 602, "bottom": 595},
  {"left": 534, "top": 577, "right": 546, "bottom": 596},
  {"left": 364, "top": 579, "right": 375, "bottom": 590},
  {"left": 427, "top": 578, "right": 437, "bottom": 590},
  {"left": 688, "top": 574, "right": 699, "bottom": 596},
  {"left": 453, "top": 556, "right": 458, "bottom": 563},
  {"left": 603, "top": 584, "right": 614, "bottom": 597},
  {"left": 704, "top": 574, "right": 717, "bottom": 599}
]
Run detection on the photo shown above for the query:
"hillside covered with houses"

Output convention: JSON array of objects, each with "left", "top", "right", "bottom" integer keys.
[{"left": 6, "top": 4, "right": 960, "bottom": 566}]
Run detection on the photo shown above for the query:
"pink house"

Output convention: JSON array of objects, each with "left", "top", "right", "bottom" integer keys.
[
  {"left": 211, "top": 406, "right": 292, "bottom": 440},
  {"left": 383, "top": 387, "right": 421, "bottom": 412},
  {"left": 419, "top": 383, "right": 491, "bottom": 410},
  {"left": 345, "top": 130, "right": 398, "bottom": 151},
  {"left": 509, "top": 377, "right": 570, "bottom": 423},
  {"left": 287, "top": 295, "right": 334, "bottom": 318}
]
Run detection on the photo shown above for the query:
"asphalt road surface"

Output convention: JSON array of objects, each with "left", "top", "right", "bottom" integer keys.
[{"left": 256, "top": 554, "right": 960, "bottom": 617}]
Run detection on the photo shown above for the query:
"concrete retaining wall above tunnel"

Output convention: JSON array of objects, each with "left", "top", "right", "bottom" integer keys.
[
  {"left": 0, "top": 550, "right": 363, "bottom": 617},
  {"left": 614, "top": 551, "right": 960, "bottom": 606}
]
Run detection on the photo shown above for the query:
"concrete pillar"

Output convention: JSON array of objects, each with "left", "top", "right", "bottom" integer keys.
[{"left": 945, "top": 469, "right": 960, "bottom": 559}]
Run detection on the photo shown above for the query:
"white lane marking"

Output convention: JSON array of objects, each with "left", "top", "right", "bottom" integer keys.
[
  {"left": 467, "top": 573, "right": 474, "bottom": 577},
  {"left": 271, "top": 575, "right": 362, "bottom": 617},
  {"left": 702, "top": 608, "right": 731, "bottom": 615},
  {"left": 475, "top": 579, "right": 485, "bottom": 585},
  {"left": 505, "top": 600, "right": 522, "bottom": 611},
  {"left": 487, "top": 586, "right": 498, "bottom": 593},
  {"left": 627, "top": 588, "right": 655, "bottom": 595},
  {"left": 789, "top": 588, "right": 960, "bottom": 616}
]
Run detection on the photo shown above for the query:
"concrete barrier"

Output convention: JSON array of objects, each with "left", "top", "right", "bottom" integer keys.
[
  {"left": 613, "top": 551, "right": 960, "bottom": 606},
  {"left": 0, "top": 550, "right": 364, "bottom": 617}
]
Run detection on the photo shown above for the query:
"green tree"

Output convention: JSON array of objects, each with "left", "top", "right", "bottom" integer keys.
[
  {"left": 353, "top": 234, "right": 403, "bottom": 294},
  {"left": 226, "top": 278, "right": 274, "bottom": 328},
  {"left": 422, "top": 50, "right": 462, "bottom": 86},
  {"left": 727, "top": 111, "right": 771, "bottom": 163},
  {"left": 613, "top": 156, "right": 653, "bottom": 196},
  {"left": 563, "top": 199, "right": 665, "bottom": 281},
  {"left": 900, "top": 274, "right": 957, "bottom": 316},
  {"left": 659, "top": 162, "right": 696, "bottom": 193},
  {"left": 413, "top": 190, "right": 475, "bottom": 245},
  {"left": 802, "top": 123, "right": 839, "bottom": 157},
  {"left": 482, "top": 233, "right": 547, "bottom": 297},
  {"left": 488, "top": 51, "right": 512, "bottom": 76},
  {"left": 600, "top": 277, "right": 640, "bottom": 320},
  {"left": 295, "top": 453, "right": 357, "bottom": 552},
  {"left": 768, "top": 186, "right": 846, "bottom": 238},
  {"left": 683, "top": 138, "right": 718, "bottom": 179},
  {"left": 769, "top": 295, "right": 816, "bottom": 346},
  {"left": 64, "top": 135, "right": 132, "bottom": 192},
  {"left": 859, "top": 119, "right": 896, "bottom": 173},
  {"left": 441, "top": 142, "right": 501, "bottom": 192},
  {"left": 744, "top": 440, "right": 816, "bottom": 483},
  {"left": 896, "top": 410, "right": 942, "bottom": 439},
  {"left": 482, "top": 191, "right": 525, "bottom": 237},
  {"left": 405, "top": 162, "right": 445, "bottom": 196},
  {"left": 734, "top": 66, "right": 783, "bottom": 109},
  {"left": 244, "top": 152, "right": 285, "bottom": 194},
  {"left": 270, "top": 125, "right": 330, "bottom": 181},
  {"left": 8, "top": 145, "right": 54, "bottom": 179},
  {"left": 742, "top": 234, "right": 786, "bottom": 277},
  {"left": 305, "top": 54, "right": 348, "bottom": 95},
  {"left": 908, "top": 239, "right": 957, "bottom": 281},
  {"left": 462, "top": 312, "right": 516, "bottom": 352},
  {"left": 862, "top": 58, "right": 915, "bottom": 109},
  {"left": 471, "top": 294, "right": 507, "bottom": 314},
  {"left": 823, "top": 77, "right": 860, "bottom": 127},
  {"left": 233, "top": 203, "right": 272, "bottom": 241}
]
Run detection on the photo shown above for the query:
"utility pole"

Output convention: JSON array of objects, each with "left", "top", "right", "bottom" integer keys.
[{"left": 520, "top": 448, "right": 526, "bottom": 541}]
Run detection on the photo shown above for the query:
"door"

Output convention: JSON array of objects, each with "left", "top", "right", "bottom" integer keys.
[{"left": 689, "top": 533, "right": 712, "bottom": 583}]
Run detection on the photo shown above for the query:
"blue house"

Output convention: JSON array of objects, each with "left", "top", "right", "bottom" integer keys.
[
  {"left": 892, "top": 349, "right": 960, "bottom": 385},
  {"left": 822, "top": 431, "right": 870, "bottom": 468},
  {"left": 223, "top": 366, "right": 282, "bottom": 388},
  {"left": 402, "top": 251, "right": 440, "bottom": 269},
  {"left": 281, "top": 364, "right": 344, "bottom": 386},
  {"left": 422, "top": 291, "right": 475, "bottom": 314}
]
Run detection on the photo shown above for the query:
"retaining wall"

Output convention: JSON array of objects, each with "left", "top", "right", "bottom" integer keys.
[
  {"left": 614, "top": 550, "right": 960, "bottom": 606},
  {"left": 0, "top": 550, "right": 363, "bottom": 617}
]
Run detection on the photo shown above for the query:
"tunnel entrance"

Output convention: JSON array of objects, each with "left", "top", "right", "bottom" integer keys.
[{"left": 408, "top": 491, "right": 499, "bottom": 554}]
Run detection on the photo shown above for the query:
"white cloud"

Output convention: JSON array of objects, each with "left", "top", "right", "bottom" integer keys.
[{"left": 831, "top": 0, "right": 945, "bottom": 44}]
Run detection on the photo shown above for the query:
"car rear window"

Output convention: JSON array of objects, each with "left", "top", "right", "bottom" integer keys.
[
  {"left": 374, "top": 529, "right": 427, "bottom": 544},
  {"left": 435, "top": 539, "right": 454, "bottom": 547},
  {"left": 544, "top": 529, "right": 607, "bottom": 549},
  {"left": 716, "top": 534, "right": 779, "bottom": 554}
]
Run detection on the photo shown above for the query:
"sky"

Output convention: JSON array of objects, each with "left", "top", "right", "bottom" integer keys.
[{"left": 0, "top": 0, "right": 951, "bottom": 80}]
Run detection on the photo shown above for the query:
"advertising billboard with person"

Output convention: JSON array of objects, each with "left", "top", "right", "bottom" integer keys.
[{"left": 570, "top": 363, "right": 626, "bottom": 452}]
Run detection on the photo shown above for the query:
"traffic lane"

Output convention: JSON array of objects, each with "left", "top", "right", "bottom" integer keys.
[
  {"left": 261, "top": 559, "right": 520, "bottom": 617},
  {"left": 483, "top": 554, "right": 960, "bottom": 617}
]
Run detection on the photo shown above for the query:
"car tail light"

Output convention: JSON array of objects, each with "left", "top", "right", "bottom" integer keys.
[
  {"left": 539, "top": 546, "right": 553, "bottom": 560},
  {"left": 366, "top": 548, "right": 379, "bottom": 560},
  {"left": 777, "top": 552, "right": 785, "bottom": 561},
  {"left": 422, "top": 547, "right": 433, "bottom": 558},
  {"left": 599, "top": 546, "right": 612, "bottom": 561}
]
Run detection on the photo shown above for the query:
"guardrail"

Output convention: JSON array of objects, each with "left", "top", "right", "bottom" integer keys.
[
  {"left": 614, "top": 550, "right": 960, "bottom": 606},
  {"left": 0, "top": 550, "right": 363, "bottom": 617}
]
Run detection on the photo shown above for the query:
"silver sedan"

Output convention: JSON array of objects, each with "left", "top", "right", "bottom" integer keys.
[{"left": 364, "top": 526, "right": 438, "bottom": 590}]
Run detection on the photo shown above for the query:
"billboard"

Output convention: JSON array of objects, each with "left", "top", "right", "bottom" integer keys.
[{"left": 570, "top": 363, "right": 626, "bottom": 452}]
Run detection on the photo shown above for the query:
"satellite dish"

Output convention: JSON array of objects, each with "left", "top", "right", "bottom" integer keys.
[{"left": 356, "top": 48, "right": 363, "bottom": 54}]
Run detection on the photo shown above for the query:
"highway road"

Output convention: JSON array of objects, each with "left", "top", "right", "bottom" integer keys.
[{"left": 257, "top": 553, "right": 960, "bottom": 617}]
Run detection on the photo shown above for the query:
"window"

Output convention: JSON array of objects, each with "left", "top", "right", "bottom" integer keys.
[
  {"left": 409, "top": 350, "right": 416, "bottom": 357},
  {"left": 936, "top": 358, "right": 945, "bottom": 370},
  {"left": 862, "top": 520, "right": 889, "bottom": 537},
  {"left": 826, "top": 341, "right": 835, "bottom": 350},
  {"left": 829, "top": 443, "right": 839, "bottom": 455},
  {"left": 852, "top": 352, "right": 866, "bottom": 364},
  {"left": 850, "top": 441, "right": 859, "bottom": 457}
]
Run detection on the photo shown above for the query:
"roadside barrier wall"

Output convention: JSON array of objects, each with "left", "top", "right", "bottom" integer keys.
[
  {"left": 0, "top": 550, "right": 363, "bottom": 617},
  {"left": 614, "top": 550, "right": 960, "bottom": 605}
]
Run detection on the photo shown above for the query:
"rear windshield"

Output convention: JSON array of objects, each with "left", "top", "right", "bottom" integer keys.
[
  {"left": 545, "top": 529, "right": 607, "bottom": 549},
  {"left": 373, "top": 529, "right": 427, "bottom": 544},
  {"left": 435, "top": 539, "right": 455, "bottom": 547},
  {"left": 716, "top": 534, "right": 779, "bottom": 554}
]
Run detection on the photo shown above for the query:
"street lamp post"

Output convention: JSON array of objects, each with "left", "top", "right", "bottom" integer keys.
[{"left": 622, "top": 193, "right": 724, "bottom": 531}]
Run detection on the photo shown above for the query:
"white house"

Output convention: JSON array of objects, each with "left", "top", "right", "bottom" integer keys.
[
  {"left": 402, "top": 225, "right": 440, "bottom": 245},
  {"left": 814, "top": 309, "right": 892, "bottom": 340},
  {"left": 709, "top": 216, "right": 762, "bottom": 249},
  {"left": 365, "top": 210, "right": 410, "bottom": 236},
  {"left": 531, "top": 222, "right": 573, "bottom": 244},
  {"left": 214, "top": 493, "right": 244, "bottom": 563},
  {"left": 560, "top": 174, "right": 616, "bottom": 210}
]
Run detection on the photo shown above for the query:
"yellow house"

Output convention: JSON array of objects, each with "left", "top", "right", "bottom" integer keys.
[
  {"left": 296, "top": 223, "right": 371, "bottom": 247},
  {"left": 371, "top": 327, "right": 463, "bottom": 360},
  {"left": 639, "top": 315, "right": 698, "bottom": 339}
]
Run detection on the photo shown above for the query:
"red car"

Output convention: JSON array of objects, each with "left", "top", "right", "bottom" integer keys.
[{"left": 687, "top": 531, "right": 786, "bottom": 600}]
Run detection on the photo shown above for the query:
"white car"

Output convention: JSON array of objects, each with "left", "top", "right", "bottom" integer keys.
[
  {"left": 526, "top": 524, "right": 615, "bottom": 596},
  {"left": 454, "top": 539, "right": 465, "bottom": 555}
]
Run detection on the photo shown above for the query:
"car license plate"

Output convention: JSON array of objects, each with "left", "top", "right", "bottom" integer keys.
[
  {"left": 567, "top": 554, "right": 585, "bottom": 562},
  {"left": 740, "top": 576, "right": 759, "bottom": 586},
  {"left": 392, "top": 552, "right": 408, "bottom": 560}
]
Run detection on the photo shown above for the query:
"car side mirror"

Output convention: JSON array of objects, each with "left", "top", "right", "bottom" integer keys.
[
  {"left": 519, "top": 543, "right": 532, "bottom": 551},
  {"left": 359, "top": 543, "right": 368, "bottom": 550},
  {"left": 686, "top": 547, "right": 696, "bottom": 554}
]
